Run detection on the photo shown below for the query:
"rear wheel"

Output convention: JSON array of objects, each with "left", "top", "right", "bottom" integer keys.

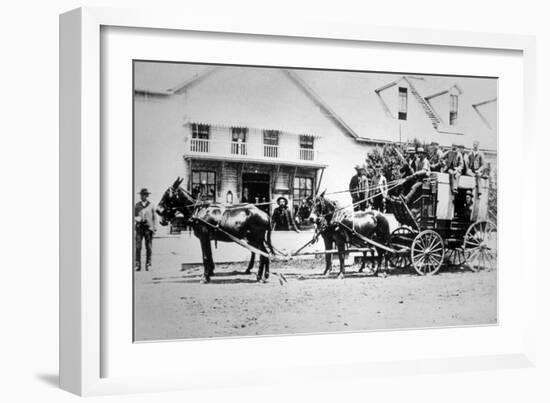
[
  {"left": 411, "top": 230, "right": 445, "bottom": 275},
  {"left": 388, "top": 226, "right": 415, "bottom": 269},
  {"left": 463, "top": 221, "right": 497, "bottom": 272}
]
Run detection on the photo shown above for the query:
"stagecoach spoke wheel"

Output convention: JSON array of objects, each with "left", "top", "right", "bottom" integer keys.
[
  {"left": 388, "top": 226, "right": 414, "bottom": 269},
  {"left": 463, "top": 221, "right": 497, "bottom": 272},
  {"left": 411, "top": 230, "right": 445, "bottom": 276}
]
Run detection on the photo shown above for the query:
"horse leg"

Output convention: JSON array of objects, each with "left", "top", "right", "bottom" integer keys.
[
  {"left": 245, "top": 252, "right": 255, "bottom": 274},
  {"left": 257, "top": 243, "right": 270, "bottom": 282},
  {"left": 337, "top": 242, "right": 346, "bottom": 279},
  {"left": 322, "top": 236, "right": 333, "bottom": 276},
  {"left": 199, "top": 237, "right": 212, "bottom": 284},
  {"left": 359, "top": 251, "right": 367, "bottom": 273}
]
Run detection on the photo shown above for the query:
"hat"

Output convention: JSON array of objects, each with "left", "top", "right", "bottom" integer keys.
[
  {"left": 416, "top": 147, "right": 425, "bottom": 153},
  {"left": 406, "top": 146, "right": 416, "bottom": 154},
  {"left": 276, "top": 196, "right": 288, "bottom": 205},
  {"left": 465, "top": 190, "right": 473, "bottom": 197},
  {"left": 138, "top": 188, "right": 151, "bottom": 195},
  {"left": 375, "top": 163, "right": 383, "bottom": 169},
  {"left": 430, "top": 141, "right": 439, "bottom": 146},
  {"left": 354, "top": 164, "right": 362, "bottom": 170}
]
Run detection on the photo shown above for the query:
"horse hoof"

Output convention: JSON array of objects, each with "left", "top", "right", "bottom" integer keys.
[
  {"left": 200, "top": 276, "right": 210, "bottom": 284},
  {"left": 257, "top": 277, "right": 267, "bottom": 283},
  {"left": 323, "top": 271, "right": 331, "bottom": 277},
  {"left": 244, "top": 269, "right": 251, "bottom": 275},
  {"left": 358, "top": 268, "right": 364, "bottom": 273},
  {"left": 337, "top": 273, "right": 345, "bottom": 280}
]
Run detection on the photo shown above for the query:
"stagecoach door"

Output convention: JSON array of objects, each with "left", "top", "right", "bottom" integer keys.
[{"left": 242, "top": 173, "right": 270, "bottom": 214}]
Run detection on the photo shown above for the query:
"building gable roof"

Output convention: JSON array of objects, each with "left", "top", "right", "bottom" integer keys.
[{"left": 134, "top": 63, "right": 497, "bottom": 150}]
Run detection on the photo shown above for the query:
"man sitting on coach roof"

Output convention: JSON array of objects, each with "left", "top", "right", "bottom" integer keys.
[
  {"left": 403, "top": 147, "right": 431, "bottom": 204},
  {"left": 443, "top": 143, "right": 464, "bottom": 195}
]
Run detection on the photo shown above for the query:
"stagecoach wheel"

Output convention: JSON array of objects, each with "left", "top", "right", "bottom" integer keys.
[
  {"left": 445, "top": 248, "right": 466, "bottom": 267},
  {"left": 388, "top": 226, "right": 414, "bottom": 269},
  {"left": 463, "top": 221, "right": 497, "bottom": 272},
  {"left": 411, "top": 230, "right": 445, "bottom": 276}
]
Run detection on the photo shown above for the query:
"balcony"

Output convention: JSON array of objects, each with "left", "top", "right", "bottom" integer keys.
[{"left": 186, "top": 138, "right": 322, "bottom": 166}]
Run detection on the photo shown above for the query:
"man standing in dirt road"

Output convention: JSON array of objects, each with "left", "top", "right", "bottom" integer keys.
[
  {"left": 349, "top": 164, "right": 369, "bottom": 211},
  {"left": 135, "top": 188, "right": 157, "bottom": 271}
]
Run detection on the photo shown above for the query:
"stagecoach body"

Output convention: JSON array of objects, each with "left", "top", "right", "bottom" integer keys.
[{"left": 387, "top": 172, "right": 497, "bottom": 275}]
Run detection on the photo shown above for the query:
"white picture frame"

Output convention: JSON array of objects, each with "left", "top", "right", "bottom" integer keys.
[{"left": 60, "top": 6, "right": 537, "bottom": 396}]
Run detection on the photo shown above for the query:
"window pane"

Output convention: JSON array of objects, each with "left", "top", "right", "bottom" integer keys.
[
  {"left": 207, "top": 172, "right": 215, "bottom": 184},
  {"left": 192, "top": 172, "right": 199, "bottom": 184}
]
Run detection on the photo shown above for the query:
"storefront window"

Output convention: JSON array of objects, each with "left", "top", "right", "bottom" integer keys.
[
  {"left": 293, "top": 176, "right": 313, "bottom": 206},
  {"left": 191, "top": 170, "right": 216, "bottom": 201}
]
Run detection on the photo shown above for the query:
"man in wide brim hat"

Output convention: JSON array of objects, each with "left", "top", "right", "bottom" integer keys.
[
  {"left": 276, "top": 196, "right": 288, "bottom": 206},
  {"left": 349, "top": 162, "right": 369, "bottom": 211},
  {"left": 272, "top": 196, "right": 298, "bottom": 231},
  {"left": 134, "top": 187, "right": 156, "bottom": 271}
]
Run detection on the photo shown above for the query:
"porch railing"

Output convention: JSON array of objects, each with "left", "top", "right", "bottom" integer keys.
[
  {"left": 263, "top": 144, "right": 279, "bottom": 158},
  {"left": 231, "top": 141, "right": 248, "bottom": 156},
  {"left": 299, "top": 148, "right": 315, "bottom": 161},
  {"left": 190, "top": 138, "right": 210, "bottom": 153},
  {"left": 187, "top": 138, "right": 317, "bottom": 162}
]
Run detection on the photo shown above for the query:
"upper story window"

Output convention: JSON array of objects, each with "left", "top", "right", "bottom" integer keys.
[
  {"left": 299, "top": 135, "right": 314, "bottom": 149},
  {"left": 398, "top": 87, "right": 408, "bottom": 120},
  {"left": 231, "top": 127, "right": 248, "bottom": 142},
  {"left": 450, "top": 94, "right": 459, "bottom": 126},
  {"left": 299, "top": 135, "right": 315, "bottom": 161},
  {"left": 263, "top": 130, "right": 279, "bottom": 146},
  {"left": 190, "top": 123, "right": 210, "bottom": 152},
  {"left": 263, "top": 130, "right": 279, "bottom": 158},
  {"left": 231, "top": 127, "right": 248, "bottom": 155},
  {"left": 191, "top": 123, "right": 210, "bottom": 139}
]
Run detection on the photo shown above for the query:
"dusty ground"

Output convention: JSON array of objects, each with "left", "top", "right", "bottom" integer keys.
[{"left": 134, "top": 245, "right": 497, "bottom": 341}]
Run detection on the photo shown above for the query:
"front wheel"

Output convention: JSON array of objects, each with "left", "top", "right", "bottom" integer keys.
[
  {"left": 463, "top": 221, "right": 497, "bottom": 272},
  {"left": 411, "top": 230, "right": 445, "bottom": 275}
]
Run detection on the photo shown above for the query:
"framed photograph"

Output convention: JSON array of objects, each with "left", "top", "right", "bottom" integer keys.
[{"left": 60, "top": 7, "right": 537, "bottom": 396}]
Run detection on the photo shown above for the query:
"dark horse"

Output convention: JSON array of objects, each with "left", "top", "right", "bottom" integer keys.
[
  {"left": 156, "top": 178, "right": 274, "bottom": 283},
  {"left": 303, "top": 192, "right": 391, "bottom": 278}
]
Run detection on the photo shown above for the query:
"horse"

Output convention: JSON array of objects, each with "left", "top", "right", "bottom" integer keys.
[
  {"left": 156, "top": 177, "right": 275, "bottom": 283},
  {"left": 304, "top": 192, "right": 391, "bottom": 278}
]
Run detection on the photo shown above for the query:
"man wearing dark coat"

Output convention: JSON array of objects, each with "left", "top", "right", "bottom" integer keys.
[
  {"left": 349, "top": 164, "right": 369, "bottom": 211},
  {"left": 134, "top": 188, "right": 157, "bottom": 271},
  {"left": 271, "top": 197, "right": 299, "bottom": 231}
]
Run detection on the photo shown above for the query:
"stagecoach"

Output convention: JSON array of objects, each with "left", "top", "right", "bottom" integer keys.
[{"left": 386, "top": 172, "right": 497, "bottom": 275}]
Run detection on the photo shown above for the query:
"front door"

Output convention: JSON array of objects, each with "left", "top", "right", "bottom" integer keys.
[{"left": 242, "top": 173, "right": 270, "bottom": 214}]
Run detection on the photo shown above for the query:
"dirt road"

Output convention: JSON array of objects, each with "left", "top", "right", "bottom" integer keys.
[{"left": 134, "top": 254, "right": 497, "bottom": 341}]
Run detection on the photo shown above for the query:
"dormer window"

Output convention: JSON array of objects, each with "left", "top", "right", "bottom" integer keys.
[
  {"left": 450, "top": 94, "right": 459, "bottom": 125},
  {"left": 398, "top": 87, "right": 408, "bottom": 120}
]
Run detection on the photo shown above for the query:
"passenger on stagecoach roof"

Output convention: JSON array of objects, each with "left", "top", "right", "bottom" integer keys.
[
  {"left": 464, "top": 140, "right": 487, "bottom": 196},
  {"left": 403, "top": 147, "right": 430, "bottom": 204},
  {"left": 399, "top": 146, "right": 416, "bottom": 177},
  {"left": 443, "top": 143, "right": 464, "bottom": 195},
  {"left": 429, "top": 141, "right": 445, "bottom": 172},
  {"left": 271, "top": 196, "right": 299, "bottom": 232}
]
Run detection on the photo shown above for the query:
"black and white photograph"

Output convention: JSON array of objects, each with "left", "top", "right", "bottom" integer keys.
[{"left": 133, "top": 61, "right": 498, "bottom": 342}]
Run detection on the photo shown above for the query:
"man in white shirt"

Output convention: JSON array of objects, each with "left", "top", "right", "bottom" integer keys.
[{"left": 372, "top": 164, "right": 388, "bottom": 212}]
